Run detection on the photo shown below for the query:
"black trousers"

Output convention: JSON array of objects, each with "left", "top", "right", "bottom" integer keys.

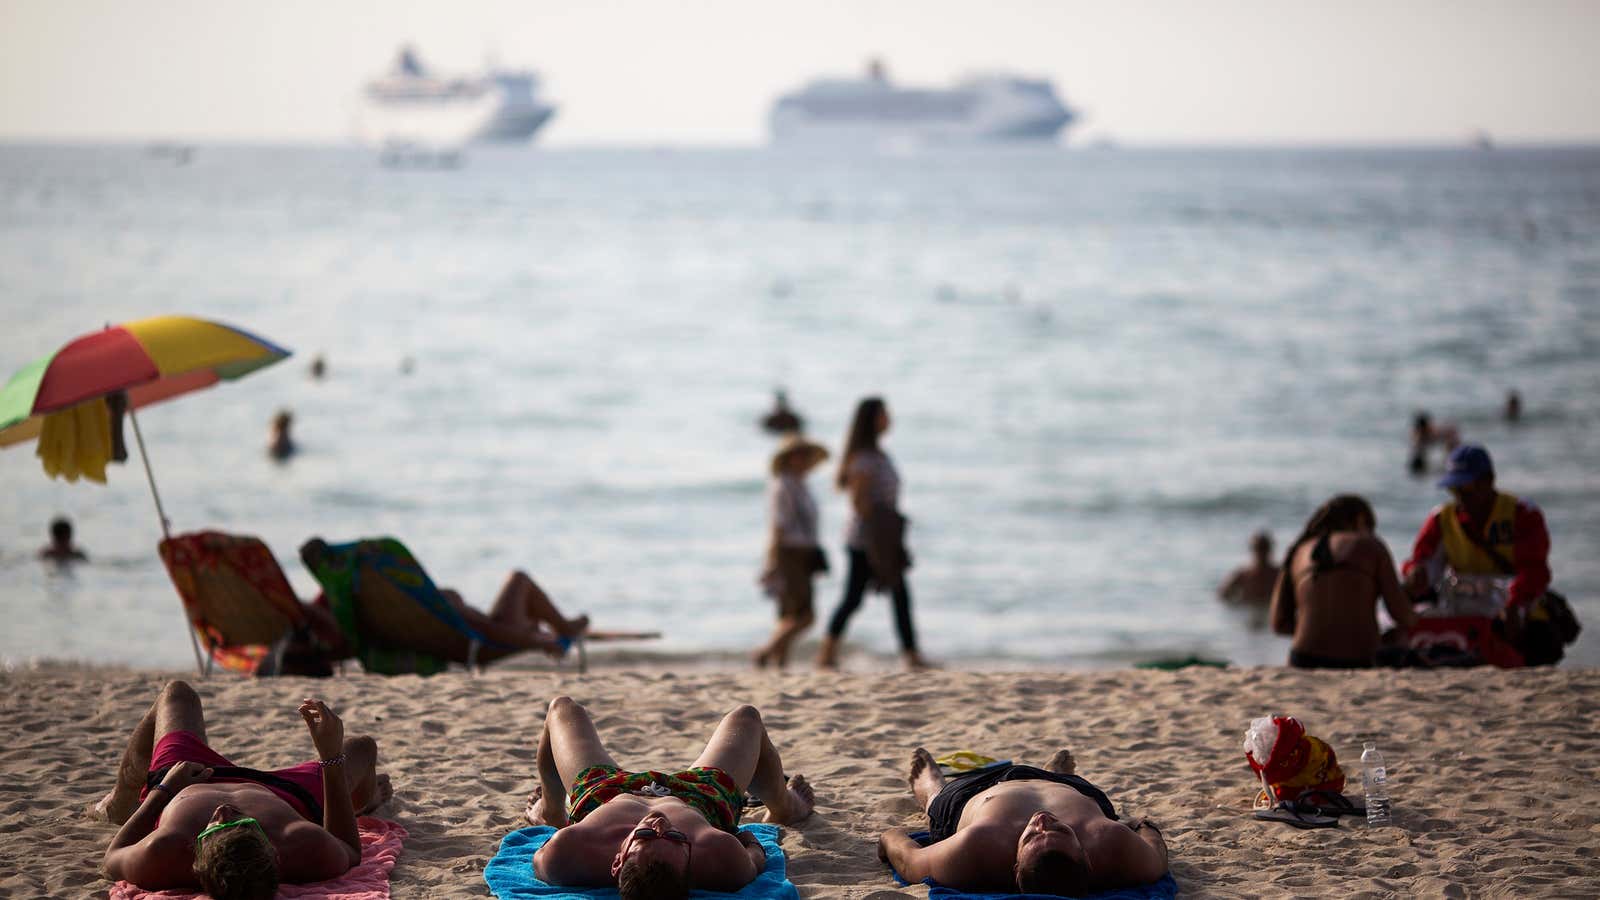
[{"left": 826, "top": 548, "right": 918, "bottom": 652}]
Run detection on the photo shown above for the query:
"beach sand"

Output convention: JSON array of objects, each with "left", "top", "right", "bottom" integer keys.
[{"left": 2, "top": 662, "right": 1597, "bottom": 898}]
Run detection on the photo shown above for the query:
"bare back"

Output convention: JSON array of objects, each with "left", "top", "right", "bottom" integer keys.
[{"left": 1274, "top": 531, "right": 1412, "bottom": 663}]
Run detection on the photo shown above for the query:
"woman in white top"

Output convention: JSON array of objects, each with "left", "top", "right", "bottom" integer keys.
[
  {"left": 754, "top": 435, "right": 830, "bottom": 668},
  {"left": 817, "top": 396, "right": 929, "bottom": 670}
]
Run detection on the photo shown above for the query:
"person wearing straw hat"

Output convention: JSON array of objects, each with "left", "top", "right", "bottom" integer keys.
[{"left": 754, "top": 434, "right": 830, "bottom": 668}]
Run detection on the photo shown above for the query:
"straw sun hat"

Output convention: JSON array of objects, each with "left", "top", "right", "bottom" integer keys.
[{"left": 770, "top": 434, "right": 829, "bottom": 475}]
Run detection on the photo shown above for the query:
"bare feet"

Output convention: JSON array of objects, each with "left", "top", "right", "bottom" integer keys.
[
  {"left": 762, "top": 774, "right": 815, "bottom": 824},
  {"left": 561, "top": 615, "right": 591, "bottom": 641},
  {"left": 524, "top": 785, "right": 569, "bottom": 828},
  {"left": 90, "top": 787, "right": 141, "bottom": 825},
  {"left": 902, "top": 651, "right": 935, "bottom": 671},
  {"left": 1045, "top": 748, "right": 1077, "bottom": 776},
  {"left": 357, "top": 774, "right": 394, "bottom": 815},
  {"left": 909, "top": 747, "right": 947, "bottom": 813},
  {"left": 752, "top": 648, "right": 772, "bottom": 669},
  {"left": 816, "top": 636, "right": 840, "bottom": 670}
]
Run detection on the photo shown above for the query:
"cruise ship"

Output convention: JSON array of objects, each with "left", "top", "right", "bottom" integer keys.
[
  {"left": 358, "top": 47, "right": 556, "bottom": 148},
  {"left": 770, "top": 60, "right": 1074, "bottom": 145}
]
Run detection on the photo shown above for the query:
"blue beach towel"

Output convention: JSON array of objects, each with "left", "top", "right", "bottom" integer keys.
[
  {"left": 891, "top": 832, "right": 1178, "bottom": 900},
  {"left": 485, "top": 824, "right": 800, "bottom": 900}
]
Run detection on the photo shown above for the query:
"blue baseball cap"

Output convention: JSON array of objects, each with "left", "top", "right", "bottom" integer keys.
[{"left": 1438, "top": 444, "right": 1494, "bottom": 489}]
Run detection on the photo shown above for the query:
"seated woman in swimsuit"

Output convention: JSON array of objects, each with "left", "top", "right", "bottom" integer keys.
[
  {"left": 524, "top": 697, "right": 814, "bottom": 899},
  {"left": 1269, "top": 494, "right": 1415, "bottom": 668}
]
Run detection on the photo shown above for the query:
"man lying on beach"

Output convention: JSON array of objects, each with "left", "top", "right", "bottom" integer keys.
[
  {"left": 95, "top": 681, "right": 390, "bottom": 900},
  {"left": 525, "top": 696, "right": 814, "bottom": 898},
  {"left": 880, "top": 748, "right": 1168, "bottom": 896}
]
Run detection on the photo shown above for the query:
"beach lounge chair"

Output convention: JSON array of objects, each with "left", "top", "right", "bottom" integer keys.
[
  {"left": 158, "top": 531, "right": 309, "bottom": 676},
  {"left": 298, "top": 536, "right": 583, "bottom": 675}
]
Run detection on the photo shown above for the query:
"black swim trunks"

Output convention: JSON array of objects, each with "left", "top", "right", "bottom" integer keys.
[{"left": 927, "top": 764, "right": 1118, "bottom": 842}]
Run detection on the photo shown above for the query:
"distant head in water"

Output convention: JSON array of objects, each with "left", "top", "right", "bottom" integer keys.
[
  {"left": 268, "top": 410, "right": 296, "bottom": 461},
  {"left": 1249, "top": 531, "right": 1273, "bottom": 564},
  {"left": 40, "top": 516, "right": 87, "bottom": 563},
  {"left": 1504, "top": 390, "right": 1522, "bottom": 422}
]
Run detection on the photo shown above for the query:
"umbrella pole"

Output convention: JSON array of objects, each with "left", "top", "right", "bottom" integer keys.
[
  {"left": 127, "top": 408, "right": 206, "bottom": 675},
  {"left": 127, "top": 408, "right": 172, "bottom": 540}
]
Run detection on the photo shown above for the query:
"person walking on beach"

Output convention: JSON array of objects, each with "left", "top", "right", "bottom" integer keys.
[
  {"left": 1217, "top": 530, "right": 1279, "bottom": 607},
  {"left": 880, "top": 748, "right": 1168, "bottom": 895},
  {"left": 754, "top": 434, "right": 830, "bottom": 668},
  {"left": 817, "top": 396, "right": 929, "bottom": 670},
  {"left": 524, "top": 697, "right": 814, "bottom": 896},
  {"left": 1402, "top": 444, "right": 1561, "bottom": 662},
  {"left": 1269, "top": 495, "right": 1414, "bottom": 669},
  {"left": 95, "top": 681, "right": 390, "bottom": 899}
]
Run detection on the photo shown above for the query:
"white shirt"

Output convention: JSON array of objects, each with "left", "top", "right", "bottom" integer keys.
[
  {"left": 769, "top": 472, "right": 819, "bottom": 548},
  {"left": 843, "top": 449, "right": 900, "bottom": 549}
]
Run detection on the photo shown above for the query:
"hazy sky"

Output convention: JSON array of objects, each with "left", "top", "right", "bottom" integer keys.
[{"left": 2, "top": 0, "right": 1597, "bottom": 145}]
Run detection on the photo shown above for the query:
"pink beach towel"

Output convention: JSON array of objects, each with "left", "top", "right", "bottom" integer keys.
[{"left": 111, "top": 817, "right": 407, "bottom": 900}]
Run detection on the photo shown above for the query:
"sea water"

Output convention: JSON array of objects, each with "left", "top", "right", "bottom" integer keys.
[{"left": 1, "top": 144, "right": 1597, "bottom": 670}]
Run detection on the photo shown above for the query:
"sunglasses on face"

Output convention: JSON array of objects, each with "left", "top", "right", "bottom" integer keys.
[
  {"left": 631, "top": 825, "right": 690, "bottom": 844},
  {"left": 196, "top": 816, "right": 267, "bottom": 847}
]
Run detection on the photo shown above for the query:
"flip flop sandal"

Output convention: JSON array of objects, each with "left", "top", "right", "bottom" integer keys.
[
  {"left": 1296, "top": 791, "right": 1367, "bottom": 818},
  {"left": 1253, "top": 801, "right": 1339, "bottom": 829}
]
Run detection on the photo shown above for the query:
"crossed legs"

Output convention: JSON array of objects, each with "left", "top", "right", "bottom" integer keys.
[
  {"left": 95, "top": 680, "right": 207, "bottom": 824},
  {"left": 93, "top": 681, "right": 389, "bottom": 825}
]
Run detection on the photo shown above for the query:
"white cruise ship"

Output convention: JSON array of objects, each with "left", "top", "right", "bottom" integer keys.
[
  {"left": 358, "top": 47, "right": 556, "bottom": 148},
  {"left": 770, "top": 60, "right": 1074, "bottom": 146}
]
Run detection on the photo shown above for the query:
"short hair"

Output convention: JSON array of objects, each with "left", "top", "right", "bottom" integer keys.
[
  {"left": 1016, "top": 848, "right": 1092, "bottom": 896},
  {"left": 617, "top": 855, "right": 690, "bottom": 900},
  {"left": 1249, "top": 531, "right": 1272, "bottom": 553},
  {"left": 192, "top": 826, "right": 279, "bottom": 900},
  {"left": 50, "top": 517, "right": 73, "bottom": 542}
]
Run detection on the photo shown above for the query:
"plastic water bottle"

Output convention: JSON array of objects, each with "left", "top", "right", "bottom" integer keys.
[{"left": 1360, "top": 742, "right": 1392, "bottom": 827}]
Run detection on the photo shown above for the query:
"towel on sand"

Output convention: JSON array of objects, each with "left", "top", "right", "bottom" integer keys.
[
  {"left": 110, "top": 817, "right": 406, "bottom": 900},
  {"left": 890, "top": 831, "right": 1178, "bottom": 900},
  {"left": 485, "top": 823, "right": 798, "bottom": 900}
]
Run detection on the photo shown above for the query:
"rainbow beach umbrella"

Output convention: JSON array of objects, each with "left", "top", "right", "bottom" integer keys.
[{"left": 0, "top": 315, "right": 292, "bottom": 535}]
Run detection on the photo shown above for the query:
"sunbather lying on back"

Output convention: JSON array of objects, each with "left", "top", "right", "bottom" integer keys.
[
  {"left": 524, "top": 696, "right": 815, "bottom": 899},
  {"left": 880, "top": 748, "right": 1167, "bottom": 896},
  {"left": 94, "top": 681, "right": 390, "bottom": 900}
]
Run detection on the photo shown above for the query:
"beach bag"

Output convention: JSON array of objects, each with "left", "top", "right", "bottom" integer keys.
[
  {"left": 1522, "top": 589, "right": 1581, "bottom": 666},
  {"left": 1457, "top": 525, "right": 1579, "bottom": 666},
  {"left": 1243, "top": 715, "right": 1345, "bottom": 803}
]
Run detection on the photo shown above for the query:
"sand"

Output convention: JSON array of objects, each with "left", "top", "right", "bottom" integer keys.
[{"left": 2, "top": 662, "right": 1598, "bottom": 898}]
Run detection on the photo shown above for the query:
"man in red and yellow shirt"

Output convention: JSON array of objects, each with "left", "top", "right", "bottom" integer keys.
[{"left": 1402, "top": 444, "right": 1551, "bottom": 627}]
